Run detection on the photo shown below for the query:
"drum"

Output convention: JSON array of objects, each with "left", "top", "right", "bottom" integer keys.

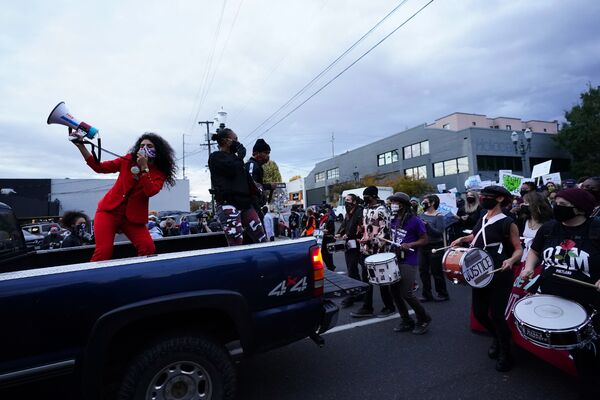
[
  {"left": 365, "top": 252, "right": 401, "bottom": 285},
  {"left": 442, "top": 247, "right": 494, "bottom": 288},
  {"left": 513, "top": 294, "right": 597, "bottom": 350},
  {"left": 326, "top": 241, "right": 347, "bottom": 253}
]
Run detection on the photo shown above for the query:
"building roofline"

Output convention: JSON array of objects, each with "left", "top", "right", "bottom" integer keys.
[{"left": 434, "top": 112, "right": 487, "bottom": 121}]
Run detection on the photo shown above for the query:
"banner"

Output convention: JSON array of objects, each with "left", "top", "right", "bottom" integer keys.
[
  {"left": 464, "top": 175, "right": 482, "bottom": 190},
  {"left": 499, "top": 171, "right": 525, "bottom": 196},
  {"left": 542, "top": 172, "right": 562, "bottom": 185}
]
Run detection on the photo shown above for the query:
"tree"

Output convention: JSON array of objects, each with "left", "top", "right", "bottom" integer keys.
[
  {"left": 555, "top": 85, "right": 600, "bottom": 176},
  {"left": 389, "top": 176, "right": 434, "bottom": 197},
  {"left": 263, "top": 161, "right": 282, "bottom": 183},
  {"left": 289, "top": 175, "right": 302, "bottom": 182}
]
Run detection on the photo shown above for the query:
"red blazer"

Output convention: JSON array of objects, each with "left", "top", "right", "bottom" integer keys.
[{"left": 86, "top": 154, "right": 167, "bottom": 224}]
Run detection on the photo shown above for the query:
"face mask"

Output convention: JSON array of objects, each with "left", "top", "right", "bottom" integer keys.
[
  {"left": 75, "top": 223, "right": 86, "bottom": 237},
  {"left": 480, "top": 197, "right": 499, "bottom": 210},
  {"left": 520, "top": 190, "right": 529, "bottom": 197},
  {"left": 390, "top": 204, "right": 400, "bottom": 213},
  {"left": 466, "top": 197, "right": 476, "bottom": 204},
  {"left": 140, "top": 145, "right": 156, "bottom": 158},
  {"left": 547, "top": 186, "right": 555, "bottom": 193},
  {"left": 345, "top": 202, "right": 354, "bottom": 211},
  {"left": 520, "top": 205, "right": 530, "bottom": 215},
  {"left": 422, "top": 202, "right": 430, "bottom": 209},
  {"left": 553, "top": 205, "right": 578, "bottom": 222}
]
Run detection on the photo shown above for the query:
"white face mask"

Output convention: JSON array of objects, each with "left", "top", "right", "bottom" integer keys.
[{"left": 390, "top": 203, "right": 400, "bottom": 213}]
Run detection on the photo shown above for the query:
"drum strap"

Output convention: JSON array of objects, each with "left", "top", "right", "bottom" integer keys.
[{"left": 470, "top": 213, "right": 506, "bottom": 254}]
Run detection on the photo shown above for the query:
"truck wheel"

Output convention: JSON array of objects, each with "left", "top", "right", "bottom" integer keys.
[{"left": 117, "top": 336, "right": 236, "bottom": 400}]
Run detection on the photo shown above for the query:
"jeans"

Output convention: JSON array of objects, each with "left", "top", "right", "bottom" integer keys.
[
  {"left": 419, "top": 243, "right": 449, "bottom": 298},
  {"left": 390, "top": 264, "right": 430, "bottom": 323}
]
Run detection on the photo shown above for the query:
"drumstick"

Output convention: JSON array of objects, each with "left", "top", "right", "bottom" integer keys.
[
  {"left": 485, "top": 267, "right": 504, "bottom": 276},
  {"left": 378, "top": 237, "right": 415, "bottom": 251},
  {"left": 431, "top": 245, "right": 452, "bottom": 254},
  {"left": 552, "top": 273, "right": 598, "bottom": 289}
]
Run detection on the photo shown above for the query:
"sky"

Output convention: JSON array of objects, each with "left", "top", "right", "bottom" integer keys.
[{"left": 1, "top": 0, "right": 599, "bottom": 201}]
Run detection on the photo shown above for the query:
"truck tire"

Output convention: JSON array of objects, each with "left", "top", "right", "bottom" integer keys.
[{"left": 117, "top": 336, "right": 236, "bottom": 400}]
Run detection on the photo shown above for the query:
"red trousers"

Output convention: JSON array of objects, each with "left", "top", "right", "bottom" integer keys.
[{"left": 91, "top": 206, "right": 155, "bottom": 261}]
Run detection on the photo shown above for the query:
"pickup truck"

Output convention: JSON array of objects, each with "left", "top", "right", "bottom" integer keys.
[{"left": 0, "top": 201, "right": 342, "bottom": 400}]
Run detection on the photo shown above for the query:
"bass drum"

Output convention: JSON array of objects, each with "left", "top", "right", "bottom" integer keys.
[{"left": 442, "top": 247, "right": 494, "bottom": 288}]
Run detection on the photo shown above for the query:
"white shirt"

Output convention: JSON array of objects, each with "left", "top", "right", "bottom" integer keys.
[{"left": 264, "top": 212, "right": 275, "bottom": 238}]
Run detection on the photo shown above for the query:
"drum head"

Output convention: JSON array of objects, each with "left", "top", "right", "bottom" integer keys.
[
  {"left": 460, "top": 248, "right": 494, "bottom": 288},
  {"left": 365, "top": 252, "right": 397, "bottom": 264},
  {"left": 514, "top": 294, "right": 588, "bottom": 330}
]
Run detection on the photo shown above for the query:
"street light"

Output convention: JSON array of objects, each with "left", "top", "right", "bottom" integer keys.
[
  {"left": 511, "top": 128, "right": 533, "bottom": 176},
  {"left": 215, "top": 107, "right": 228, "bottom": 133}
]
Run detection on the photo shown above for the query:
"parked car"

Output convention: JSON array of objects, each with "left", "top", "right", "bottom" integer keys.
[
  {"left": 21, "top": 229, "right": 44, "bottom": 251},
  {"left": 183, "top": 211, "right": 205, "bottom": 233},
  {"left": 22, "top": 222, "right": 59, "bottom": 236}
]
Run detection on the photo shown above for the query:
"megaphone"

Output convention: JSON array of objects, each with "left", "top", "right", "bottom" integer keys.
[{"left": 47, "top": 102, "right": 99, "bottom": 139}]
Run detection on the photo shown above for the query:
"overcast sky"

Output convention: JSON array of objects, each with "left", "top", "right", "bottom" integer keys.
[{"left": 1, "top": 0, "right": 599, "bottom": 201}]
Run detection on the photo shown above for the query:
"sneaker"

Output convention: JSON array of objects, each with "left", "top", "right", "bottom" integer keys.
[
  {"left": 418, "top": 296, "right": 433, "bottom": 303},
  {"left": 488, "top": 339, "right": 499, "bottom": 359},
  {"left": 393, "top": 318, "right": 415, "bottom": 332},
  {"left": 350, "top": 307, "right": 374, "bottom": 318},
  {"left": 495, "top": 352, "right": 513, "bottom": 372},
  {"left": 433, "top": 295, "right": 450, "bottom": 302},
  {"left": 376, "top": 307, "right": 395, "bottom": 318},
  {"left": 412, "top": 316, "right": 432, "bottom": 335}
]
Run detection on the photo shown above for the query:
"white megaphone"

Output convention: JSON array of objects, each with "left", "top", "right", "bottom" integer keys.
[{"left": 47, "top": 102, "right": 99, "bottom": 139}]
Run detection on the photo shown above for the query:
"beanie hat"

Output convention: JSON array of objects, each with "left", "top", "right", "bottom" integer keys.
[
  {"left": 363, "top": 186, "right": 378, "bottom": 197},
  {"left": 556, "top": 188, "right": 596, "bottom": 216},
  {"left": 480, "top": 185, "right": 513, "bottom": 206},
  {"left": 387, "top": 192, "right": 411, "bottom": 204},
  {"left": 253, "top": 138, "right": 271, "bottom": 153}
]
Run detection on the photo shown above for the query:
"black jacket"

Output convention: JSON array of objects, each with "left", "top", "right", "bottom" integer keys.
[
  {"left": 209, "top": 151, "right": 253, "bottom": 209},
  {"left": 337, "top": 205, "right": 363, "bottom": 240}
]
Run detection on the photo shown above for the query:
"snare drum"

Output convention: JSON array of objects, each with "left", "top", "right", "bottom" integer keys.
[
  {"left": 442, "top": 247, "right": 494, "bottom": 288},
  {"left": 326, "top": 241, "right": 347, "bottom": 253},
  {"left": 513, "top": 294, "right": 597, "bottom": 350},
  {"left": 365, "top": 252, "right": 401, "bottom": 285}
]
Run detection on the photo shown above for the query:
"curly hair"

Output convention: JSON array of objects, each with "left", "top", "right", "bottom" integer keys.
[
  {"left": 129, "top": 132, "right": 177, "bottom": 187},
  {"left": 523, "top": 191, "right": 553, "bottom": 223},
  {"left": 61, "top": 210, "right": 90, "bottom": 230}
]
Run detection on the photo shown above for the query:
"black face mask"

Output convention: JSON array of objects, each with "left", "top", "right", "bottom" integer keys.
[
  {"left": 553, "top": 205, "right": 578, "bottom": 222},
  {"left": 480, "top": 197, "right": 499, "bottom": 210},
  {"left": 466, "top": 197, "right": 476, "bottom": 204},
  {"left": 345, "top": 202, "right": 354, "bottom": 211},
  {"left": 363, "top": 195, "right": 373, "bottom": 204},
  {"left": 520, "top": 190, "right": 529, "bottom": 197}
]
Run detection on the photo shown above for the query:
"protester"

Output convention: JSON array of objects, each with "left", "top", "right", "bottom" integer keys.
[
  {"left": 319, "top": 204, "right": 337, "bottom": 271},
  {"left": 520, "top": 181, "right": 537, "bottom": 197},
  {"left": 263, "top": 206, "right": 275, "bottom": 241},
  {"left": 162, "top": 217, "right": 180, "bottom": 237},
  {"left": 461, "top": 190, "right": 483, "bottom": 231},
  {"left": 351, "top": 186, "right": 395, "bottom": 318},
  {"left": 198, "top": 215, "right": 213, "bottom": 233},
  {"left": 519, "top": 191, "right": 554, "bottom": 261},
  {"left": 61, "top": 211, "right": 93, "bottom": 248},
  {"left": 520, "top": 188, "right": 600, "bottom": 399},
  {"left": 147, "top": 221, "right": 163, "bottom": 239},
  {"left": 246, "top": 139, "right": 274, "bottom": 221},
  {"left": 386, "top": 192, "right": 432, "bottom": 334},
  {"left": 336, "top": 194, "right": 364, "bottom": 308},
  {"left": 451, "top": 185, "right": 522, "bottom": 371},
  {"left": 179, "top": 216, "right": 190, "bottom": 235},
  {"left": 418, "top": 194, "right": 450, "bottom": 302},
  {"left": 72, "top": 132, "right": 176, "bottom": 260},
  {"left": 410, "top": 196, "right": 423, "bottom": 215},
  {"left": 208, "top": 128, "right": 266, "bottom": 246},
  {"left": 301, "top": 208, "right": 316, "bottom": 237},
  {"left": 580, "top": 176, "right": 600, "bottom": 217},
  {"left": 41, "top": 224, "right": 63, "bottom": 250},
  {"left": 289, "top": 207, "right": 301, "bottom": 239}
]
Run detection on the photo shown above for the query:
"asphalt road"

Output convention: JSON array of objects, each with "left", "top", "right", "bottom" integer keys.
[{"left": 235, "top": 251, "right": 578, "bottom": 400}]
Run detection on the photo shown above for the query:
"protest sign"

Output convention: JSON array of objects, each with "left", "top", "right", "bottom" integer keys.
[
  {"left": 499, "top": 171, "right": 524, "bottom": 195},
  {"left": 542, "top": 172, "right": 562, "bottom": 185},
  {"left": 531, "top": 160, "right": 552, "bottom": 179},
  {"left": 437, "top": 183, "right": 446, "bottom": 193},
  {"left": 464, "top": 175, "right": 482, "bottom": 190}
]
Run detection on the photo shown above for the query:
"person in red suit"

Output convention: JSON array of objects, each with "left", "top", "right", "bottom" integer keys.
[{"left": 72, "top": 131, "right": 177, "bottom": 261}]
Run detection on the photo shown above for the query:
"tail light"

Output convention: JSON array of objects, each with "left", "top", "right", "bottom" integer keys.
[{"left": 311, "top": 245, "right": 324, "bottom": 297}]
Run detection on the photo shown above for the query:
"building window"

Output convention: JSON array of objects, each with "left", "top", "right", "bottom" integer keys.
[
  {"left": 442, "top": 123, "right": 450, "bottom": 129},
  {"left": 315, "top": 171, "right": 326, "bottom": 182},
  {"left": 543, "top": 128, "right": 547, "bottom": 132},
  {"left": 405, "top": 165, "right": 427, "bottom": 179},
  {"left": 326, "top": 168, "right": 339, "bottom": 180},
  {"left": 472, "top": 121, "right": 476, "bottom": 126},
  {"left": 476, "top": 155, "right": 521, "bottom": 171},
  {"left": 433, "top": 157, "right": 470, "bottom": 177},
  {"left": 377, "top": 150, "right": 398, "bottom": 166},
  {"left": 403, "top": 140, "right": 429, "bottom": 160},
  {"left": 506, "top": 125, "right": 511, "bottom": 130}
]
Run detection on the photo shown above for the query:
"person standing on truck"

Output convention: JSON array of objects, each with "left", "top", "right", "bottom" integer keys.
[
  {"left": 351, "top": 186, "right": 396, "bottom": 318},
  {"left": 208, "top": 128, "right": 266, "bottom": 246},
  {"left": 336, "top": 194, "right": 364, "bottom": 308},
  {"left": 72, "top": 132, "right": 176, "bottom": 260},
  {"left": 245, "top": 139, "right": 274, "bottom": 222}
]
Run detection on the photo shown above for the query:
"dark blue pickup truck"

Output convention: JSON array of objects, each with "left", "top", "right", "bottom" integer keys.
[{"left": 0, "top": 202, "right": 342, "bottom": 400}]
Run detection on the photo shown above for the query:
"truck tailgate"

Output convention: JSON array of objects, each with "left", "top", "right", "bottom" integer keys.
[{"left": 323, "top": 269, "right": 368, "bottom": 298}]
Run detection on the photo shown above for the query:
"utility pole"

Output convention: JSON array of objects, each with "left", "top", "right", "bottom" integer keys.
[
  {"left": 182, "top": 134, "right": 186, "bottom": 179},
  {"left": 198, "top": 120, "right": 215, "bottom": 214},
  {"left": 331, "top": 132, "right": 335, "bottom": 158}
]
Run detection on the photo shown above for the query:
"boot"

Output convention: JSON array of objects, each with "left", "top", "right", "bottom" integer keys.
[
  {"left": 393, "top": 317, "right": 415, "bottom": 332},
  {"left": 488, "top": 339, "right": 499, "bottom": 359},
  {"left": 495, "top": 344, "right": 513, "bottom": 372}
]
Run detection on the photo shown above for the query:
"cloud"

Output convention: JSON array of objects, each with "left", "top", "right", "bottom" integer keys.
[{"left": 1, "top": 0, "right": 600, "bottom": 201}]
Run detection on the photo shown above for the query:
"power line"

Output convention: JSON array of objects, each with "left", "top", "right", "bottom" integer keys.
[
  {"left": 255, "top": 0, "right": 435, "bottom": 138},
  {"left": 242, "top": 0, "right": 411, "bottom": 141}
]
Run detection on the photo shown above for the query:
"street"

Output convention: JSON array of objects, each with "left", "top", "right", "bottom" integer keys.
[{"left": 235, "top": 251, "right": 577, "bottom": 400}]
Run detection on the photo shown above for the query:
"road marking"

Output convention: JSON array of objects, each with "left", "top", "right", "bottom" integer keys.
[{"left": 323, "top": 310, "right": 414, "bottom": 335}]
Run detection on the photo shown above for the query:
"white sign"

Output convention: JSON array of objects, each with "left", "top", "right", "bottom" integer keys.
[
  {"left": 542, "top": 172, "right": 562, "bottom": 185},
  {"left": 437, "top": 192, "right": 458, "bottom": 216},
  {"left": 531, "top": 160, "right": 552, "bottom": 179},
  {"left": 499, "top": 171, "right": 525, "bottom": 196},
  {"left": 448, "top": 187, "right": 458, "bottom": 193},
  {"left": 499, "top": 169, "right": 512, "bottom": 176},
  {"left": 437, "top": 183, "right": 446, "bottom": 193},
  {"left": 464, "top": 175, "right": 482, "bottom": 190},
  {"left": 480, "top": 180, "right": 494, "bottom": 188}
]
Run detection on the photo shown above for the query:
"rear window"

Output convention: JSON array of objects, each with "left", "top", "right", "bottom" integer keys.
[{"left": 186, "top": 214, "right": 199, "bottom": 222}]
